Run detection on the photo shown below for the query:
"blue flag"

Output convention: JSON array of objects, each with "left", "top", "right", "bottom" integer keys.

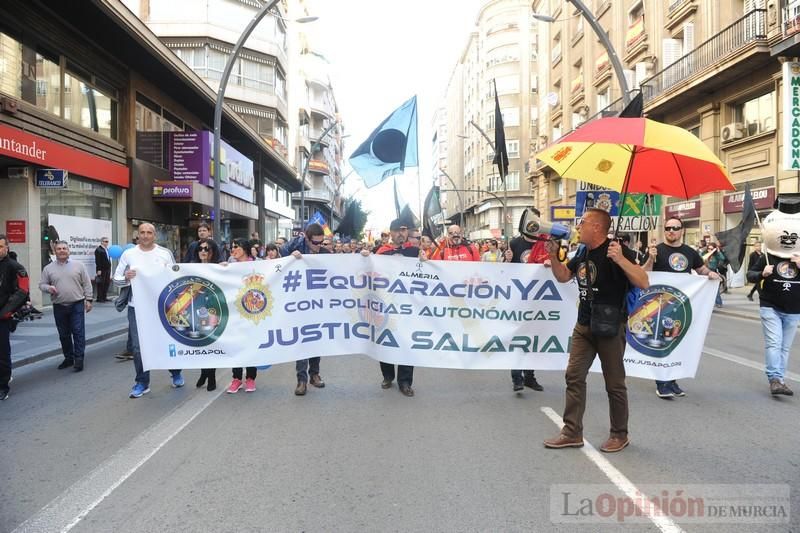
[{"left": 349, "top": 96, "right": 418, "bottom": 188}]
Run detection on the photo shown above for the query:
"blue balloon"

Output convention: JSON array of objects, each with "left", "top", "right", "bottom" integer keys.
[
  {"left": 108, "top": 245, "right": 124, "bottom": 259},
  {"left": 124, "top": 243, "right": 135, "bottom": 250}
]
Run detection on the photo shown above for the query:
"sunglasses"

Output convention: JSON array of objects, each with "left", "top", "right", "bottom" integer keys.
[
  {"left": 198, "top": 246, "right": 210, "bottom": 252},
  {"left": 232, "top": 244, "right": 241, "bottom": 249},
  {"left": 449, "top": 233, "right": 462, "bottom": 237},
  {"left": 664, "top": 225, "right": 683, "bottom": 232},
  {"left": 311, "top": 239, "right": 325, "bottom": 245}
]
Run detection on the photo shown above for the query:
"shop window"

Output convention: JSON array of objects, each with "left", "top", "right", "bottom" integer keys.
[
  {"left": 732, "top": 91, "right": 775, "bottom": 137},
  {"left": 135, "top": 93, "right": 186, "bottom": 167}
]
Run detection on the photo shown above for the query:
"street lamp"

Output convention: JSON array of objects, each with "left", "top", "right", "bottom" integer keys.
[
  {"left": 532, "top": 0, "right": 630, "bottom": 105},
  {"left": 438, "top": 168, "right": 465, "bottom": 230},
  {"left": 212, "top": 1, "right": 317, "bottom": 238}
]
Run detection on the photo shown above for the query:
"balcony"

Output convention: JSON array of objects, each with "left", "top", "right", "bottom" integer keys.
[
  {"left": 308, "top": 159, "right": 329, "bottom": 175},
  {"left": 641, "top": 10, "right": 769, "bottom": 113},
  {"left": 772, "top": 0, "right": 800, "bottom": 56},
  {"left": 625, "top": 16, "right": 648, "bottom": 60},
  {"left": 594, "top": 51, "right": 611, "bottom": 86},
  {"left": 666, "top": 0, "right": 698, "bottom": 31}
]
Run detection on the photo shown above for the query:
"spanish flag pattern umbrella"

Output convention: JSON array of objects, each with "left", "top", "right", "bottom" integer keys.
[{"left": 535, "top": 117, "right": 734, "bottom": 199}]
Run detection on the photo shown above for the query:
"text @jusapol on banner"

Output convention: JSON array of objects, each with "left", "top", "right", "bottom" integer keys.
[{"left": 131, "top": 255, "right": 718, "bottom": 380}]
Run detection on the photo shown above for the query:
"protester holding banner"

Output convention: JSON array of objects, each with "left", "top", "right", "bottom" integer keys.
[
  {"left": 224, "top": 238, "right": 260, "bottom": 394},
  {"left": 189, "top": 238, "right": 221, "bottom": 392},
  {"left": 543, "top": 208, "right": 649, "bottom": 454},
  {"left": 281, "top": 224, "right": 330, "bottom": 396},
  {"left": 430, "top": 225, "right": 479, "bottom": 261},
  {"left": 375, "top": 219, "right": 420, "bottom": 397},
  {"left": 644, "top": 217, "right": 720, "bottom": 399},
  {"left": 505, "top": 208, "right": 548, "bottom": 393},
  {"left": 183, "top": 223, "right": 216, "bottom": 263},
  {"left": 114, "top": 223, "right": 184, "bottom": 399}
]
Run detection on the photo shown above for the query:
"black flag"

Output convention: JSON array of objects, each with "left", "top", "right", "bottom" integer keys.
[
  {"left": 421, "top": 185, "right": 443, "bottom": 239},
  {"left": 716, "top": 183, "right": 756, "bottom": 272},
  {"left": 491, "top": 79, "right": 509, "bottom": 178},
  {"left": 618, "top": 90, "right": 643, "bottom": 118}
]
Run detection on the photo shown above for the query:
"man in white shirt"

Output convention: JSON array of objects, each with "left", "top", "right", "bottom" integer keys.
[{"left": 113, "top": 223, "right": 183, "bottom": 398}]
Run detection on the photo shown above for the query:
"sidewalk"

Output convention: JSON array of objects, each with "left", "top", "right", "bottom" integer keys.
[
  {"left": 10, "top": 301, "right": 129, "bottom": 368},
  {"left": 8, "top": 284, "right": 764, "bottom": 369}
]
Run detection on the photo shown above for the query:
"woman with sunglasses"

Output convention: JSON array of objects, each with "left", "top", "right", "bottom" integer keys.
[
  {"left": 187, "top": 238, "right": 221, "bottom": 391},
  {"left": 225, "top": 238, "right": 260, "bottom": 393}
]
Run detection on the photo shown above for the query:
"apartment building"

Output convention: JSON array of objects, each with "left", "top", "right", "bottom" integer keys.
[
  {"left": 443, "top": 0, "right": 539, "bottom": 240},
  {"left": 535, "top": 0, "right": 798, "bottom": 252}
]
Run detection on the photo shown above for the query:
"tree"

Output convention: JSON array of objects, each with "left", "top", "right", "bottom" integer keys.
[{"left": 335, "top": 197, "right": 369, "bottom": 241}]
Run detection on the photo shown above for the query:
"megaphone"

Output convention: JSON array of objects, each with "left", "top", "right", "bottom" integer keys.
[{"left": 519, "top": 208, "right": 575, "bottom": 241}]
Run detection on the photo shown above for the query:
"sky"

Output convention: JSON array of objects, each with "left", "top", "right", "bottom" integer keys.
[{"left": 309, "top": 0, "right": 485, "bottom": 236}]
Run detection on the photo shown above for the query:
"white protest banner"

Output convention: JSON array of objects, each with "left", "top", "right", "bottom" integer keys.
[
  {"left": 47, "top": 213, "right": 112, "bottom": 278},
  {"left": 131, "top": 255, "right": 716, "bottom": 381}
]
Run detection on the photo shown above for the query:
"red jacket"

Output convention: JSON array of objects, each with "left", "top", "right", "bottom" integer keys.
[{"left": 431, "top": 242, "right": 480, "bottom": 261}]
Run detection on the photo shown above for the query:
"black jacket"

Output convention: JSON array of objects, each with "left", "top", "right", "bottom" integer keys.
[
  {"left": 95, "top": 245, "right": 111, "bottom": 273},
  {"left": 0, "top": 255, "right": 29, "bottom": 319}
]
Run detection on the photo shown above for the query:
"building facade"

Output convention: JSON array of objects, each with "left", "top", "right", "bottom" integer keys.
[
  {"left": 443, "top": 0, "right": 540, "bottom": 240},
  {"left": 533, "top": 0, "right": 798, "bottom": 260},
  {"left": 124, "top": 0, "right": 306, "bottom": 242},
  {"left": 0, "top": 0, "right": 298, "bottom": 304}
]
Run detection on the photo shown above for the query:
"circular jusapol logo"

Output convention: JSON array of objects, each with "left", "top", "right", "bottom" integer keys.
[
  {"left": 158, "top": 276, "right": 228, "bottom": 346},
  {"left": 626, "top": 284, "right": 692, "bottom": 358}
]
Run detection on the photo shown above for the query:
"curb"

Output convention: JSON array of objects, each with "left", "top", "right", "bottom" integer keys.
[{"left": 11, "top": 327, "right": 128, "bottom": 369}]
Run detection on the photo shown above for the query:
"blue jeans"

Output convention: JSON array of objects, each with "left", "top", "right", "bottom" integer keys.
[
  {"left": 53, "top": 301, "right": 86, "bottom": 361},
  {"left": 128, "top": 306, "right": 181, "bottom": 386},
  {"left": 759, "top": 307, "right": 800, "bottom": 382},
  {"left": 296, "top": 357, "right": 320, "bottom": 383}
]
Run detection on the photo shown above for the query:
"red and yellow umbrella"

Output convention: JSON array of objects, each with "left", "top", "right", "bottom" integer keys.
[{"left": 536, "top": 117, "right": 734, "bottom": 198}]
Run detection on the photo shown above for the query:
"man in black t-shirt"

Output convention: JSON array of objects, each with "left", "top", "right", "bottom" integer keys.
[
  {"left": 375, "top": 219, "right": 419, "bottom": 397},
  {"left": 543, "top": 209, "right": 649, "bottom": 454},
  {"left": 643, "top": 217, "right": 720, "bottom": 399}
]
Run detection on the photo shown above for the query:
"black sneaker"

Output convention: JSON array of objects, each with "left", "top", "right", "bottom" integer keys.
[
  {"left": 656, "top": 382, "right": 675, "bottom": 399},
  {"left": 669, "top": 381, "right": 685, "bottom": 397},
  {"left": 0, "top": 389, "right": 8, "bottom": 401},
  {"left": 512, "top": 381, "right": 524, "bottom": 392},
  {"left": 57, "top": 359, "right": 74, "bottom": 370},
  {"left": 73, "top": 360, "right": 84, "bottom": 372},
  {"left": 524, "top": 376, "right": 544, "bottom": 391}
]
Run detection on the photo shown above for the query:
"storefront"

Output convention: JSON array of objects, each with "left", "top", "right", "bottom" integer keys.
[
  {"left": 129, "top": 130, "right": 258, "bottom": 255},
  {"left": 0, "top": 123, "right": 128, "bottom": 306}
]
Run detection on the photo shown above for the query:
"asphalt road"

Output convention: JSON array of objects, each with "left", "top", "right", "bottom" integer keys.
[{"left": 2, "top": 314, "right": 798, "bottom": 533}]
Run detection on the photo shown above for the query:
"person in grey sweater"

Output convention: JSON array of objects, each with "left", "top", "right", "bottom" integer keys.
[{"left": 40, "top": 241, "right": 93, "bottom": 372}]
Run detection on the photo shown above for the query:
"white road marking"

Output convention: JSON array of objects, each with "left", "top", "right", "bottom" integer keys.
[
  {"left": 12, "top": 388, "right": 223, "bottom": 533},
  {"left": 540, "top": 406, "right": 685, "bottom": 533},
  {"left": 703, "top": 347, "right": 800, "bottom": 382}
]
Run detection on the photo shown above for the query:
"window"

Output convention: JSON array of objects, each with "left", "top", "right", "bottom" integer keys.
[
  {"left": 552, "top": 177, "right": 563, "bottom": 198},
  {"left": 486, "top": 44, "right": 519, "bottom": 67},
  {"left": 552, "top": 123, "right": 562, "bottom": 141},
  {"left": 530, "top": 106, "right": 538, "bottom": 130},
  {"left": 494, "top": 74, "right": 520, "bottom": 95},
  {"left": 596, "top": 87, "right": 610, "bottom": 111},
  {"left": 733, "top": 91, "right": 775, "bottom": 136},
  {"left": 63, "top": 69, "right": 118, "bottom": 140},
  {"left": 502, "top": 107, "right": 519, "bottom": 127},
  {"left": 276, "top": 70, "right": 286, "bottom": 101},
  {"left": 135, "top": 93, "right": 186, "bottom": 167},
  {"left": 0, "top": 32, "right": 22, "bottom": 99},
  {"left": 507, "top": 140, "right": 520, "bottom": 158},
  {"left": 487, "top": 112, "right": 495, "bottom": 130},
  {"left": 35, "top": 51, "right": 60, "bottom": 117},
  {"left": 506, "top": 171, "right": 520, "bottom": 191}
]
